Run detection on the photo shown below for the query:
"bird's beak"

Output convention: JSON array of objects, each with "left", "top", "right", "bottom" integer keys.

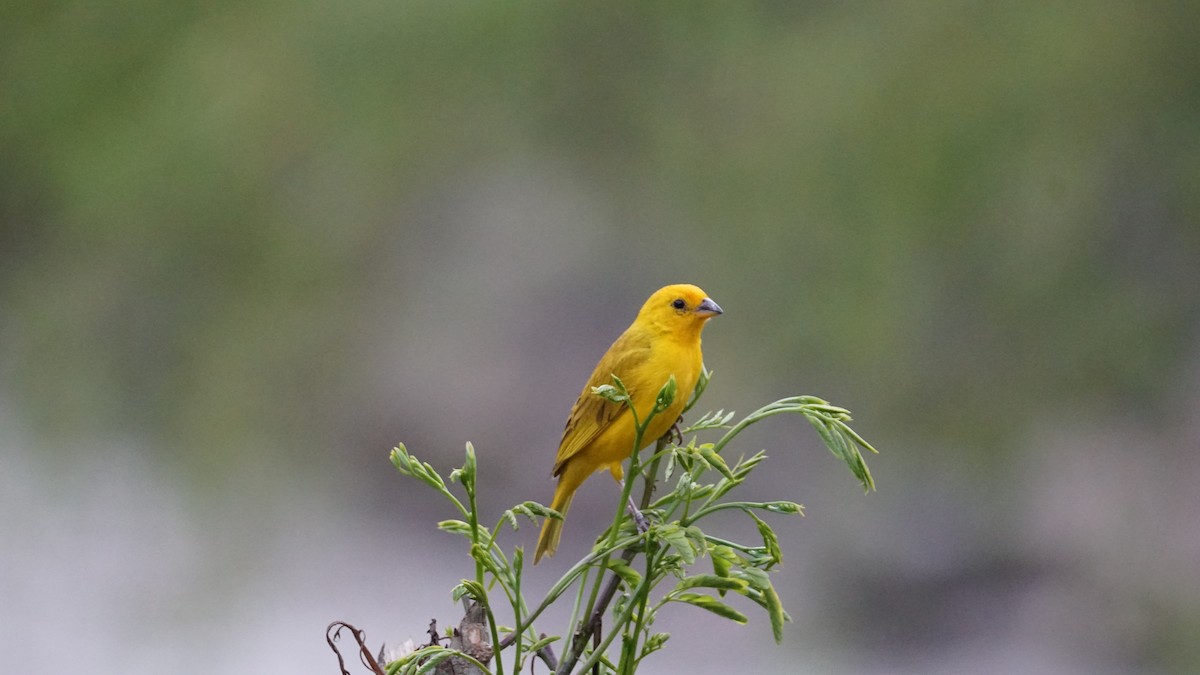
[{"left": 695, "top": 297, "right": 723, "bottom": 317}]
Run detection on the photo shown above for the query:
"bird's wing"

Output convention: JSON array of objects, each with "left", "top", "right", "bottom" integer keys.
[{"left": 552, "top": 329, "right": 652, "bottom": 475}]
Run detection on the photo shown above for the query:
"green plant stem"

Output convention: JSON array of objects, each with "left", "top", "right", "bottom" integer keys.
[
  {"left": 712, "top": 397, "right": 825, "bottom": 455},
  {"left": 466, "top": 480, "right": 504, "bottom": 675},
  {"left": 572, "top": 557, "right": 656, "bottom": 675},
  {"left": 699, "top": 534, "right": 764, "bottom": 554},
  {"left": 555, "top": 435, "right": 667, "bottom": 675},
  {"left": 466, "top": 486, "right": 484, "bottom": 589},
  {"left": 624, "top": 444, "right": 672, "bottom": 667},
  {"left": 391, "top": 646, "right": 494, "bottom": 675},
  {"left": 394, "top": 383, "right": 879, "bottom": 675},
  {"left": 617, "top": 449, "right": 668, "bottom": 675},
  {"left": 511, "top": 555, "right": 524, "bottom": 675},
  {"left": 500, "top": 534, "right": 643, "bottom": 652},
  {"left": 683, "top": 501, "right": 792, "bottom": 525},
  {"left": 618, "top": 541, "right": 659, "bottom": 674},
  {"left": 568, "top": 404, "right": 650, "bottom": 671},
  {"left": 558, "top": 565, "right": 589, "bottom": 669},
  {"left": 655, "top": 460, "right": 707, "bottom": 525}
]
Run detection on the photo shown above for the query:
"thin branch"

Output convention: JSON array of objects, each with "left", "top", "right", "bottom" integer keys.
[
  {"left": 327, "top": 621, "right": 386, "bottom": 675},
  {"left": 535, "top": 633, "right": 559, "bottom": 673}
]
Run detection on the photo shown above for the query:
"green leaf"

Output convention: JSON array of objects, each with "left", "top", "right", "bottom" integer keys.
[
  {"left": 711, "top": 545, "right": 736, "bottom": 580},
  {"left": 730, "top": 566, "right": 770, "bottom": 590},
  {"left": 761, "top": 501, "right": 804, "bottom": 515},
  {"left": 684, "top": 525, "right": 708, "bottom": 553},
  {"left": 747, "top": 548, "right": 780, "bottom": 569},
  {"left": 746, "top": 510, "right": 783, "bottom": 566},
  {"left": 502, "top": 508, "right": 520, "bottom": 530},
  {"left": 807, "top": 415, "right": 844, "bottom": 460},
  {"left": 673, "top": 472, "right": 696, "bottom": 501},
  {"left": 834, "top": 419, "right": 879, "bottom": 454},
  {"left": 593, "top": 374, "right": 630, "bottom": 404},
  {"left": 707, "top": 476, "right": 744, "bottom": 503},
  {"left": 511, "top": 546, "right": 523, "bottom": 584},
  {"left": 452, "top": 442, "right": 476, "bottom": 490},
  {"left": 591, "top": 383, "right": 624, "bottom": 402},
  {"left": 607, "top": 560, "right": 643, "bottom": 588},
  {"left": 525, "top": 634, "right": 559, "bottom": 654},
  {"left": 642, "top": 632, "right": 670, "bottom": 655},
  {"left": 387, "top": 647, "right": 422, "bottom": 670},
  {"left": 451, "top": 579, "right": 484, "bottom": 603},
  {"left": 413, "top": 650, "right": 453, "bottom": 675},
  {"left": 676, "top": 574, "right": 750, "bottom": 593},
  {"left": 655, "top": 374, "right": 678, "bottom": 412},
  {"left": 613, "top": 591, "right": 630, "bottom": 619},
  {"left": 655, "top": 524, "right": 697, "bottom": 565},
  {"left": 511, "top": 500, "right": 561, "bottom": 521},
  {"left": 763, "top": 581, "right": 787, "bottom": 644},
  {"left": 806, "top": 415, "right": 876, "bottom": 492},
  {"left": 390, "top": 445, "right": 446, "bottom": 490},
  {"left": 799, "top": 399, "right": 852, "bottom": 417},
  {"left": 389, "top": 445, "right": 411, "bottom": 473},
  {"left": 673, "top": 447, "right": 694, "bottom": 476},
  {"left": 471, "top": 543, "right": 505, "bottom": 579},
  {"left": 672, "top": 592, "right": 748, "bottom": 623},
  {"left": 437, "top": 519, "right": 472, "bottom": 537},
  {"left": 697, "top": 443, "right": 735, "bottom": 480},
  {"left": 684, "top": 408, "right": 736, "bottom": 433},
  {"left": 731, "top": 450, "right": 768, "bottom": 480}
]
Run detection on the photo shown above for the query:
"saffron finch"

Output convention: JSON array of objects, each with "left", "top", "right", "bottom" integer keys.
[{"left": 534, "top": 284, "right": 722, "bottom": 562}]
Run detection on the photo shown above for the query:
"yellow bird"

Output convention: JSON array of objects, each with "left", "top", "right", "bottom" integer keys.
[{"left": 534, "top": 284, "right": 723, "bottom": 563}]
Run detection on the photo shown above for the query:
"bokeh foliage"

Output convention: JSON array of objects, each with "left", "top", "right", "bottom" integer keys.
[{"left": 4, "top": 2, "right": 1196, "bottom": 460}]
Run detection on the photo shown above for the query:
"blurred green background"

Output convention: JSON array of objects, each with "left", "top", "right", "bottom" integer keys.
[{"left": 3, "top": 1, "right": 1199, "bottom": 673}]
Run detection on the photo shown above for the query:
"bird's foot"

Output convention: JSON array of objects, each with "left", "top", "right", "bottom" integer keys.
[{"left": 665, "top": 416, "right": 684, "bottom": 446}]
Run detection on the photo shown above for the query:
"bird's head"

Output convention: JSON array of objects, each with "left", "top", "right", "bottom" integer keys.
[{"left": 636, "top": 284, "right": 723, "bottom": 337}]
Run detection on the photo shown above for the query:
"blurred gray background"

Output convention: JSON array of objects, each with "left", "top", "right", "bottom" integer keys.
[{"left": 3, "top": 2, "right": 1198, "bottom": 673}]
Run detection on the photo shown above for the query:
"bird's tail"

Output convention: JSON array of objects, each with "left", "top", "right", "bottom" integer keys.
[
  {"left": 534, "top": 476, "right": 577, "bottom": 564},
  {"left": 534, "top": 493, "right": 572, "bottom": 564}
]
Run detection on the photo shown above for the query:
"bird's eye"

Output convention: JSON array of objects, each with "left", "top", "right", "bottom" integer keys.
[{"left": 672, "top": 299, "right": 686, "bottom": 310}]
